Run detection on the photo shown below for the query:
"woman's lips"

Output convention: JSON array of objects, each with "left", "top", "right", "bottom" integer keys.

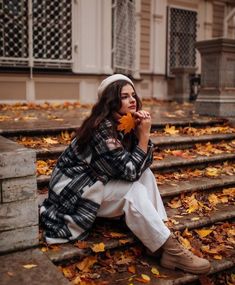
[{"left": 129, "top": 105, "right": 136, "bottom": 109}]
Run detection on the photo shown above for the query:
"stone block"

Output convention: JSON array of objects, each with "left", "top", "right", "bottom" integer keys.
[
  {"left": 0, "top": 198, "right": 38, "bottom": 232},
  {"left": 0, "top": 136, "right": 36, "bottom": 180},
  {"left": 0, "top": 176, "right": 37, "bottom": 203},
  {"left": 0, "top": 225, "right": 38, "bottom": 253}
]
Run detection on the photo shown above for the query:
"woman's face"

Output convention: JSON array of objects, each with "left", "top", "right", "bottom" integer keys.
[{"left": 119, "top": 84, "right": 137, "bottom": 115}]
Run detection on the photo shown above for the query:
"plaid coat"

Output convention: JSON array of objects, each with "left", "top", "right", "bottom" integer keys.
[{"left": 40, "top": 119, "right": 153, "bottom": 243}]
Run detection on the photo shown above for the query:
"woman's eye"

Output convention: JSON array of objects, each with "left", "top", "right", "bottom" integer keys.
[{"left": 121, "top": 95, "right": 128, "bottom": 100}]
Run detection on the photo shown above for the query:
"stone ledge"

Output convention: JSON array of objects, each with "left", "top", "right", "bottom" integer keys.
[
  {"left": 0, "top": 136, "right": 36, "bottom": 179},
  {"left": 1, "top": 175, "right": 37, "bottom": 203},
  {"left": 0, "top": 225, "right": 38, "bottom": 254},
  {"left": 0, "top": 198, "right": 38, "bottom": 232},
  {"left": 0, "top": 248, "right": 70, "bottom": 285}
]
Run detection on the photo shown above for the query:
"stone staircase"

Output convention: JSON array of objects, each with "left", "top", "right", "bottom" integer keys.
[{"left": 4, "top": 116, "right": 235, "bottom": 285}]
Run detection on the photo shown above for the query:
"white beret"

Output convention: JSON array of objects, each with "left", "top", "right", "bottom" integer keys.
[{"left": 98, "top": 74, "right": 134, "bottom": 98}]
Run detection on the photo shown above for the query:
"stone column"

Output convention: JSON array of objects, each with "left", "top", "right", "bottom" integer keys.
[
  {"left": 171, "top": 67, "right": 197, "bottom": 102},
  {"left": 195, "top": 38, "right": 235, "bottom": 116},
  {"left": 0, "top": 136, "right": 38, "bottom": 253}
]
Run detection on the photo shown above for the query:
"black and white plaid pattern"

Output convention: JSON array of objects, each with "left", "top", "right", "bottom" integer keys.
[{"left": 40, "top": 119, "right": 153, "bottom": 241}]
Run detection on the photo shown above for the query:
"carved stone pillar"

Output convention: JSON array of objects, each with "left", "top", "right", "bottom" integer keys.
[
  {"left": 171, "top": 67, "right": 197, "bottom": 102},
  {"left": 195, "top": 38, "right": 235, "bottom": 116}
]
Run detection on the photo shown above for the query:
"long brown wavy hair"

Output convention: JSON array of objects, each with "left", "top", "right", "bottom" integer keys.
[{"left": 76, "top": 80, "right": 142, "bottom": 152}]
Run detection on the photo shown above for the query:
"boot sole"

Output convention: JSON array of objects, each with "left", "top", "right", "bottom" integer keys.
[{"left": 161, "top": 260, "right": 211, "bottom": 275}]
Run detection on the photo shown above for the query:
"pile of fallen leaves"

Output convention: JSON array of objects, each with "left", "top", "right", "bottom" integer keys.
[
  {"left": 153, "top": 140, "right": 235, "bottom": 160},
  {"left": 55, "top": 221, "right": 234, "bottom": 284},
  {"left": 37, "top": 159, "right": 57, "bottom": 176},
  {"left": 152, "top": 124, "right": 235, "bottom": 136},
  {"left": 58, "top": 246, "right": 167, "bottom": 285},
  {"left": 0, "top": 101, "right": 89, "bottom": 111},
  {"left": 15, "top": 131, "right": 74, "bottom": 149},
  {"left": 155, "top": 161, "right": 235, "bottom": 185},
  {"left": 175, "top": 221, "right": 235, "bottom": 261},
  {"left": 167, "top": 188, "right": 235, "bottom": 216}
]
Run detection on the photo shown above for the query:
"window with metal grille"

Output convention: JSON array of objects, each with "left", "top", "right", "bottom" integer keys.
[
  {"left": 167, "top": 7, "right": 197, "bottom": 75},
  {"left": 112, "top": 0, "right": 136, "bottom": 75},
  {"left": 0, "top": 0, "right": 72, "bottom": 69}
]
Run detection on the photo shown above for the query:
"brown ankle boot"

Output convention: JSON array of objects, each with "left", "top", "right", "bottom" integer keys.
[{"left": 160, "top": 234, "right": 211, "bottom": 275}]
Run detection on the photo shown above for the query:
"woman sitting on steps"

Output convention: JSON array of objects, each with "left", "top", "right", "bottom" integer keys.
[{"left": 40, "top": 74, "right": 211, "bottom": 275}]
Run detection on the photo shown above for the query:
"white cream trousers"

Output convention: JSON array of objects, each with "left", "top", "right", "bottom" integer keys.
[{"left": 98, "top": 168, "right": 171, "bottom": 252}]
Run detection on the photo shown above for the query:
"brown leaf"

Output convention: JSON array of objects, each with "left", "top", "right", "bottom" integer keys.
[{"left": 76, "top": 256, "right": 97, "bottom": 272}]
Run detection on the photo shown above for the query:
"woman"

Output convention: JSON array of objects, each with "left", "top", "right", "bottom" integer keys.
[{"left": 40, "top": 74, "right": 210, "bottom": 274}]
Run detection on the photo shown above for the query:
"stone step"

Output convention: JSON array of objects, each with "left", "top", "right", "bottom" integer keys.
[
  {"left": 0, "top": 248, "right": 70, "bottom": 285},
  {"left": 151, "top": 153, "right": 235, "bottom": 172},
  {"left": 37, "top": 174, "right": 235, "bottom": 206},
  {"left": 58, "top": 256, "right": 233, "bottom": 285},
  {"left": 43, "top": 203, "right": 235, "bottom": 264},
  {"left": 151, "top": 133, "right": 235, "bottom": 149},
  {"left": 1, "top": 117, "right": 226, "bottom": 137},
  {"left": 36, "top": 153, "right": 235, "bottom": 189},
  {"left": 32, "top": 132, "right": 235, "bottom": 159}
]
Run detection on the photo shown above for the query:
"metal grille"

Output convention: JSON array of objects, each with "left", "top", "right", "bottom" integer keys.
[
  {"left": 112, "top": 0, "right": 136, "bottom": 75},
  {"left": 168, "top": 7, "right": 197, "bottom": 75},
  {"left": 33, "top": 0, "right": 72, "bottom": 68},
  {"left": 0, "top": 0, "right": 28, "bottom": 66},
  {"left": 0, "top": 0, "right": 72, "bottom": 69}
]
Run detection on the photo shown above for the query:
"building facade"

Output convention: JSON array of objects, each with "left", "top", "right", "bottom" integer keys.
[{"left": 0, "top": 0, "right": 235, "bottom": 103}]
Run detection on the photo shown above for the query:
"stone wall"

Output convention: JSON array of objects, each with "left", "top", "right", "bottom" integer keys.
[{"left": 0, "top": 136, "right": 38, "bottom": 253}]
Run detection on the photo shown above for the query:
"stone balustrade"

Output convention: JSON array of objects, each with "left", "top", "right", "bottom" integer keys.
[{"left": 0, "top": 136, "right": 38, "bottom": 253}]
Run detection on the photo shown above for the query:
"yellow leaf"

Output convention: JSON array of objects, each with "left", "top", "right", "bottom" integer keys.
[
  {"left": 23, "top": 264, "right": 38, "bottom": 269},
  {"left": 91, "top": 242, "right": 105, "bottom": 253},
  {"left": 191, "top": 217, "right": 200, "bottom": 221},
  {"left": 62, "top": 267, "right": 75, "bottom": 278},
  {"left": 213, "top": 255, "right": 222, "bottom": 260},
  {"left": 141, "top": 274, "right": 151, "bottom": 282},
  {"left": 164, "top": 125, "right": 179, "bottom": 135},
  {"left": 151, "top": 267, "right": 160, "bottom": 276},
  {"left": 179, "top": 236, "right": 191, "bottom": 249},
  {"left": 205, "top": 167, "right": 219, "bottom": 177},
  {"left": 208, "top": 193, "right": 220, "bottom": 206},
  {"left": 117, "top": 113, "right": 135, "bottom": 134},
  {"left": 43, "top": 137, "right": 59, "bottom": 144},
  {"left": 195, "top": 229, "right": 213, "bottom": 238}
]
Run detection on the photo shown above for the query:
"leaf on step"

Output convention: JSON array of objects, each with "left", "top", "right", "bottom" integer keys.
[
  {"left": 128, "top": 265, "right": 136, "bottom": 274},
  {"left": 62, "top": 266, "right": 75, "bottom": 279},
  {"left": 213, "top": 254, "right": 222, "bottom": 260},
  {"left": 91, "top": 242, "right": 105, "bottom": 253},
  {"left": 151, "top": 267, "right": 160, "bottom": 276},
  {"left": 195, "top": 229, "right": 213, "bottom": 238},
  {"left": 179, "top": 236, "right": 191, "bottom": 250},
  {"left": 205, "top": 167, "right": 220, "bottom": 177},
  {"left": 208, "top": 193, "right": 220, "bottom": 206},
  {"left": 107, "top": 232, "right": 127, "bottom": 238},
  {"left": 23, "top": 264, "right": 38, "bottom": 269},
  {"left": 74, "top": 240, "right": 88, "bottom": 249},
  {"left": 119, "top": 239, "right": 130, "bottom": 245},
  {"left": 167, "top": 198, "right": 182, "bottom": 209},
  {"left": 43, "top": 137, "right": 59, "bottom": 144},
  {"left": 164, "top": 125, "right": 179, "bottom": 135},
  {"left": 191, "top": 217, "right": 200, "bottom": 221},
  {"left": 135, "top": 274, "right": 151, "bottom": 283},
  {"left": 76, "top": 256, "right": 98, "bottom": 272}
]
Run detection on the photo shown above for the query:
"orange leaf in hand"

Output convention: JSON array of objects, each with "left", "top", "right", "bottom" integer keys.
[{"left": 117, "top": 113, "right": 135, "bottom": 134}]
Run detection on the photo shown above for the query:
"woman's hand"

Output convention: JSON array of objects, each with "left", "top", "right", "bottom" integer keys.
[
  {"left": 134, "top": 110, "right": 151, "bottom": 135},
  {"left": 134, "top": 111, "right": 151, "bottom": 153}
]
